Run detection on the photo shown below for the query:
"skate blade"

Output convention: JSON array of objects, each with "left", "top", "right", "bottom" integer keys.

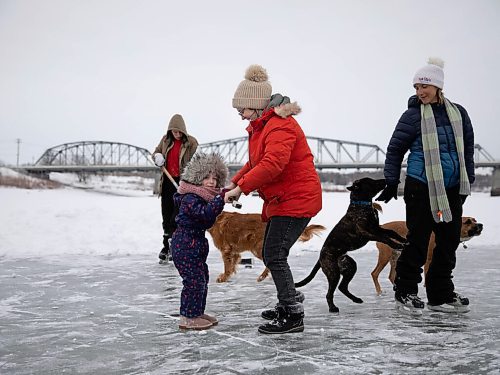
[
  {"left": 395, "top": 301, "right": 423, "bottom": 315},
  {"left": 158, "top": 259, "right": 169, "bottom": 265},
  {"left": 427, "top": 304, "right": 470, "bottom": 314}
]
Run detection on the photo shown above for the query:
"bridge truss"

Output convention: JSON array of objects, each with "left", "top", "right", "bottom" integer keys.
[
  {"left": 27, "top": 138, "right": 497, "bottom": 173},
  {"left": 35, "top": 141, "right": 154, "bottom": 167},
  {"left": 198, "top": 136, "right": 387, "bottom": 167}
]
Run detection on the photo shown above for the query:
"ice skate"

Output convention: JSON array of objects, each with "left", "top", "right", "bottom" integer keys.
[
  {"left": 428, "top": 293, "right": 470, "bottom": 313},
  {"left": 395, "top": 291, "right": 424, "bottom": 315}
]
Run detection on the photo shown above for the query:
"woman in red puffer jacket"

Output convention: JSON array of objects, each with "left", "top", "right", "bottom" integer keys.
[{"left": 224, "top": 65, "right": 322, "bottom": 335}]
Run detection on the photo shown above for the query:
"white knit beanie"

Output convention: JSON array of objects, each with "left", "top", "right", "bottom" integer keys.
[
  {"left": 232, "top": 65, "right": 272, "bottom": 109},
  {"left": 413, "top": 57, "right": 445, "bottom": 89}
]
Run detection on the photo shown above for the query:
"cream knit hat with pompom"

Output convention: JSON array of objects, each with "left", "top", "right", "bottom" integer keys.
[
  {"left": 413, "top": 57, "right": 445, "bottom": 89},
  {"left": 232, "top": 64, "right": 272, "bottom": 109}
]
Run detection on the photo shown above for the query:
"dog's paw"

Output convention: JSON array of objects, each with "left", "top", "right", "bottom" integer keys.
[
  {"left": 329, "top": 306, "right": 340, "bottom": 314},
  {"left": 216, "top": 274, "right": 228, "bottom": 283},
  {"left": 353, "top": 297, "right": 363, "bottom": 304}
]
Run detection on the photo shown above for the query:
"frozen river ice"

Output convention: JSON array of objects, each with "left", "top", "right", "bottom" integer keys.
[
  {"left": 1, "top": 187, "right": 499, "bottom": 374},
  {"left": 2, "top": 246, "right": 499, "bottom": 374}
]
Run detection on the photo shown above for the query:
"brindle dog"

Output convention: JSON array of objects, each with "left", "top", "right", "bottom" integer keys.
[{"left": 295, "top": 177, "right": 407, "bottom": 313}]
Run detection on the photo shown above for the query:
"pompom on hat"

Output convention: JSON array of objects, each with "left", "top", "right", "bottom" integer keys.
[
  {"left": 413, "top": 57, "right": 445, "bottom": 89},
  {"left": 232, "top": 64, "right": 272, "bottom": 110}
]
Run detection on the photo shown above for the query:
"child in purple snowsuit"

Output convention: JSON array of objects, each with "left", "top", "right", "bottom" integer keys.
[{"left": 171, "top": 152, "right": 228, "bottom": 330}]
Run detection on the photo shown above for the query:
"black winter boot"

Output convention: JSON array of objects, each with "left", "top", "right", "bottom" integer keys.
[
  {"left": 261, "top": 306, "right": 285, "bottom": 320},
  {"left": 261, "top": 291, "right": 305, "bottom": 320},
  {"left": 258, "top": 310, "right": 304, "bottom": 334},
  {"left": 158, "top": 248, "right": 169, "bottom": 261}
]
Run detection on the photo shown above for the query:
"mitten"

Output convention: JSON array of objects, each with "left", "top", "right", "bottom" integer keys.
[
  {"left": 375, "top": 184, "right": 398, "bottom": 203},
  {"left": 153, "top": 153, "right": 165, "bottom": 167}
]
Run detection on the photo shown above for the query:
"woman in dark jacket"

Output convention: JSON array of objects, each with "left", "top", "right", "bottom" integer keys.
[{"left": 377, "top": 58, "right": 475, "bottom": 313}]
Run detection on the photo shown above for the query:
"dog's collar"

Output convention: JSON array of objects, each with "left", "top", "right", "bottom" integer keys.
[{"left": 350, "top": 200, "right": 372, "bottom": 206}]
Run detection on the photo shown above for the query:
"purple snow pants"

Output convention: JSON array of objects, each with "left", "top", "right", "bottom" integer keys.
[{"left": 171, "top": 228, "right": 209, "bottom": 318}]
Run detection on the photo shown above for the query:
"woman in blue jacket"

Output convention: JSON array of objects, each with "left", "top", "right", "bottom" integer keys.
[{"left": 377, "top": 58, "right": 475, "bottom": 313}]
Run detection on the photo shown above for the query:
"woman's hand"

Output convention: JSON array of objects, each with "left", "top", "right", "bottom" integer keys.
[
  {"left": 375, "top": 184, "right": 398, "bottom": 203},
  {"left": 224, "top": 185, "right": 242, "bottom": 204},
  {"left": 224, "top": 182, "right": 237, "bottom": 191}
]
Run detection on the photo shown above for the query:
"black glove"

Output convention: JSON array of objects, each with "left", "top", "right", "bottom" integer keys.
[
  {"left": 376, "top": 184, "right": 398, "bottom": 203},
  {"left": 460, "top": 194, "right": 467, "bottom": 204}
]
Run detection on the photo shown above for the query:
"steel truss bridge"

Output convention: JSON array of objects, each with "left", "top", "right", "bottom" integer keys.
[
  {"left": 20, "top": 138, "right": 499, "bottom": 174},
  {"left": 31, "top": 141, "right": 153, "bottom": 172},
  {"left": 199, "top": 136, "right": 497, "bottom": 169},
  {"left": 200, "top": 136, "right": 391, "bottom": 169}
]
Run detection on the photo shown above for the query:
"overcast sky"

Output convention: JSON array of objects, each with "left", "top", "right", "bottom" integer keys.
[{"left": 1, "top": 0, "right": 499, "bottom": 165}]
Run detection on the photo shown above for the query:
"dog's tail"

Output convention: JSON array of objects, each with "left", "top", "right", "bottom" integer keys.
[
  {"left": 298, "top": 224, "right": 326, "bottom": 242},
  {"left": 295, "top": 260, "right": 321, "bottom": 288}
]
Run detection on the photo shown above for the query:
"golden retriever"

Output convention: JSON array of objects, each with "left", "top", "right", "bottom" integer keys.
[{"left": 208, "top": 211, "right": 325, "bottom": 283}]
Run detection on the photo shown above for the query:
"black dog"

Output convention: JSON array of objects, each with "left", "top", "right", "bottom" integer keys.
[{"left": 295, "top": 178, "right": 408, "bottom": 313}]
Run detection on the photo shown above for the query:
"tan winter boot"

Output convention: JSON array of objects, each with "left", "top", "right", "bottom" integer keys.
[
  {"left": 178, "top": 316, "right": 212, "bottom": 330},
  {"left": 201, "top": 313, "right": 218, "bottom": 326}
]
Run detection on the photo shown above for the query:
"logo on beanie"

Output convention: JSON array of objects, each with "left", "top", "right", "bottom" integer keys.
[{"left": 417, "top": 77, "right": 432, "bottom": 83}]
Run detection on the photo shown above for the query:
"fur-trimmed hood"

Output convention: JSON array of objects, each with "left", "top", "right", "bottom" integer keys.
[
  {"left": 274, "top": 102, "right": 301, "bottom": 118},
  {"left": 180, "top": 152, "right": 228, "bottom": 188}
]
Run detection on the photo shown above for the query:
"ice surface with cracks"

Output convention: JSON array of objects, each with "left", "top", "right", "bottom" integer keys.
[{"left": 0, "top": 179, "right": 499, "bottom": 374}]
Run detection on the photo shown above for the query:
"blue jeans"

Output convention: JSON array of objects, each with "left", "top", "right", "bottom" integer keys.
[{"left": 262, "top": 216, "right": 310, "bottom": 314}]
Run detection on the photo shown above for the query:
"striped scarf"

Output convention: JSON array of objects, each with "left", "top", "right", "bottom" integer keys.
[{"left": 421, "top": 98, "right": 470, "bottom": 223}]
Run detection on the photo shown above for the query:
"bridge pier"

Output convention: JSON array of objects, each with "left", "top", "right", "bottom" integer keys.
[{"left": 491, "top": 167, "right": 500, "bottom": 196}]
